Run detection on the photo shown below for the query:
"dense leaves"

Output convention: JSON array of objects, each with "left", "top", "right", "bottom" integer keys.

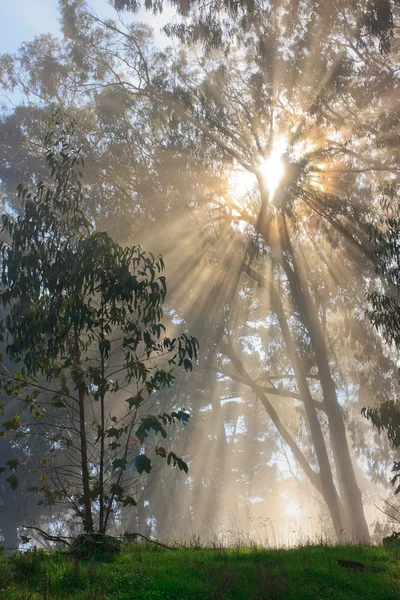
[
  {"left": 0, "top": 111, "right": 198, "bottom": 534},
  {"left": 363, "top": 193, "right": 400, "bottom": 494},
  {"left": 108, "top": 0, "right": 400, "bottom": 52}
]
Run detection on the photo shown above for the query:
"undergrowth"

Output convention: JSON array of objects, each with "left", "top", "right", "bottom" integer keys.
[{"left": 0, "top": 541, "right": 400, "bottom": 599}]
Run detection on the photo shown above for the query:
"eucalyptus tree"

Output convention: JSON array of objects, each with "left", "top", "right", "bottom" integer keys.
[
  {"left": 102, "top": 0, "right": 400, "bottom": 55},
  {"left": 0, "top": 112, "right": 198, "bottom": 535},
  {"left": 362, "top": 187, "right": 400, "bottom": 495},
  {"left": 56, "top": 0, "right": 400, "bottom": 541}
]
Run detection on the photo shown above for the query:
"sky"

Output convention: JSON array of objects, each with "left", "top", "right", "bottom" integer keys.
[
  {"left": 0, "top": 0, "right": 60, "bottom": 53},
  {"left": 0, "top": 0, "right": 173, "bottom": 55}
]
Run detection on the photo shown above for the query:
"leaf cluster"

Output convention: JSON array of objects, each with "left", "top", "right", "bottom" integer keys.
[{"left": 0, "top": 110, "right": 198, "bottom": 531}]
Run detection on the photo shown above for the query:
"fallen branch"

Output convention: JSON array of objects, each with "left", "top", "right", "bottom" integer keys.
[
  {"left": 21, "top": 525, "right": 71, "bottom": 546},
  {"left": 122, "top": 532, "right": 178, "bottom": 551}
]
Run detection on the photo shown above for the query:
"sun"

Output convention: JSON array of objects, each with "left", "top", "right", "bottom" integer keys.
[
  {"left": 257, "top": 136, "right": 288, "bottom": 200},
  {"left": 228, "top": 135, "right": 289, "bottom": 207},
  {"left": 258, "top": 155, "right": 285, "bottom": 198}
]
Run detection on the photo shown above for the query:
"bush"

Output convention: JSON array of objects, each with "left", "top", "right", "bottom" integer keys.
[
  {"left": 69, "top": 533, "right": 121, "bottom": 560},
  {"left": 383, "top": 531, "right": 400, "bottom": 547}
]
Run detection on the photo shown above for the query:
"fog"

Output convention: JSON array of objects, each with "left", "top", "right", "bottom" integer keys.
[{"left": 0, "top": 0, "right": 399, "bottom": 550}]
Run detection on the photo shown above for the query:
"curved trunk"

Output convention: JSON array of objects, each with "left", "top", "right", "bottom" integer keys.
[
  {"left": 224, "top": 336, "right": 347, "bottom": 541},
  {"left": 274, "top": 220, "right": 369, "bottom": 542},
  {"left": 254, "top": 184, "right": 369, "bottom": 541},
  {"left": 267, "top": 290, "right": 347, "bottom": 540}
]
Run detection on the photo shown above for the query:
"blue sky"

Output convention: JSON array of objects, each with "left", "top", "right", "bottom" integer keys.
[
  {"left": 0, "top": 1, "right": 173, "bottom": 55},
  {"left": 0, "top": 0, "right": 60, "bottom": 53}
]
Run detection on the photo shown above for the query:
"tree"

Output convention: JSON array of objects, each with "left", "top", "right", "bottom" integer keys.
[
  {"left": 362, "top": 185, "right": 400, "bottom": 495},
  {"left": 0, "top": 111, "right": 198, "bottom": 535},
  {"left": 70, "top": 0, "right": 400, "bottom": 541}
]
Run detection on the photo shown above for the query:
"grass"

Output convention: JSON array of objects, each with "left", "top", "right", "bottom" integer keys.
[{"left": 0, "top": 541, "right": 400, "bottom": 599}]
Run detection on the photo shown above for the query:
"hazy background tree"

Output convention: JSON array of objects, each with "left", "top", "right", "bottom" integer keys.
[{"left": 362, "top": 185, "right": 400, "bottom": 496}]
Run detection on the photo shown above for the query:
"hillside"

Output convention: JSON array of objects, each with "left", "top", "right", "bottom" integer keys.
[{"left": 1, "top": 542, "right": 400, "bottom": 599}]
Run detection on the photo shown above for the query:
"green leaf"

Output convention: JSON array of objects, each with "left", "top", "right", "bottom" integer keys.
[
  {"left": 135, "top": 454, "right": 152, "bottom": 474},
  {"left": 136, "top": 415, "right": 167, "bottom": 443},
  {"left": 110, "top": 483, "right": 124, "bottom": 499},
  {"left": 6, "top": 459, "right": 19, "bottom": 470},
  {"left": 122, "top": 495, "right": 137, "bottom": 507},
  {"left": 2, "top": 414, "right": 20, "bottom": 431},
  {"left": 183, "top": 358, "right": 192, "bottom": 371},
  {"left": 176, "top": 458, "right": 189, "bottom": 474},
  {"left": 51, "top": 397, "right": 68, "bottom": 409},
  {"left": 125, "top": 394, "right": 143, "bottom": 409},
  {"left": 171, "top": 410, "right": 190, "bottom": 423},
  {"left": 112, "top": 458, "right": 127, "bottom": 471},
  {"left": 167, "top": 452, "right": 189, "bottom": 474},
  {"left": 6, "top": 474, "right": 18, "bottom": 490}
]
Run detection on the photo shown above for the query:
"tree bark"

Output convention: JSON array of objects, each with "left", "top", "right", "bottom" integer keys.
[
  {"left": 253, "top": 196, "right": 369, "bottom": 541},
  {"left": 276, "top": 226, "right": 370, "bottom": 541},
  {"left": 73, "top": 330, "right": 94, "bottom": 533}
]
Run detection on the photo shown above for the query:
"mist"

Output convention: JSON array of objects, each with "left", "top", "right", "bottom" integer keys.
[{"left": 0, "top": 0, "right": 399, "bottom": 551}]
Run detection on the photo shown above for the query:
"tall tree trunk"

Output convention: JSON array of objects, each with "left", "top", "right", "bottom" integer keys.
[
  {"left": 251, "top": 185, "right": 367, "bottom": 540},
  {"left": 224, "top": 337, "right": 347, "bottom": 540},
  {"left": 272, "top": 218, "right": 369, "bottom": 541},
  {"left": 0, "top": 519, "right": 19, "bottom": 554},
  {"left": 0, "top": 488, "right": 19, "bottom": 553},
  {"left": 99, "top": 312, "right": 106, "bottom": 534}
]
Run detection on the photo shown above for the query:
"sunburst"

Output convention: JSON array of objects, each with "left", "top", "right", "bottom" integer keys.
[{"left": 257, "top": 136, "right": 288, "bottom": 201}]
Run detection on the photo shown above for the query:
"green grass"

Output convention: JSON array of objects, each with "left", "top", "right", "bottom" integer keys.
[{"left": 1, "top": 542, "right": 400, "bottom": 599}]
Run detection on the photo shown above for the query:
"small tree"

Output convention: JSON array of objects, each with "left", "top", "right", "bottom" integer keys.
[
  {"left": 0, "top": 112, "right": 198, "bottom": 535},
  {"left": 362, "top": 186, "right": 400, "bottom": 494}
]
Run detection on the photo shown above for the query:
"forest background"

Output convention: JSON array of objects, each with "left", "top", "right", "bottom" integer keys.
[{"left": 0, "top": 0, "right": 399, "bottom": 550}]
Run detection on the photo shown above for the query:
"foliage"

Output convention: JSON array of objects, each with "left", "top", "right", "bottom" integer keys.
[
  {"left": 363, "top": 192, "right": 400, "bottom": 493},
  {"left": 0, "top": 110, "right": 198, "bottom": 534},
  {"left": 366, "top": 195, "right": 400, "bottom": 347},
  {"left": 383, "top": 530, "right": 400, "bottom": 547},
  {"left": 1, "top": 543, "right": 400, "bottom": 599},
  {"left": 106, "top": 0, "right": 400, "bottom": 53},
  {"left": 69, "top": 532, "right": 121, "bottom": 559}
]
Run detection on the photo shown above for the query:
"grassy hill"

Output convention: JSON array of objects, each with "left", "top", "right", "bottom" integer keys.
[{"left": 1, "top": 541, "right": 400, "bottom": 599}]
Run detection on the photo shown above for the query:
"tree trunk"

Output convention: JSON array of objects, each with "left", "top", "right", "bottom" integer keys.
[
  {"left": 224, "top": 338, "right": 347, "bottom": 541},
  {"left": 0, "top": 491, "right": 19, "bottom": 553},
  {"left": 285, "top": 253, "right": 369, "bottom": 540},
  {"left": 99, "top": 315, "right": 106, "bottom": 534},
  {"left": 272, "top": 218, "right": 370, "bottom": 541},
  {"left": 73, "top": 330, "right": 94, "bottom": 533},
  {"left": 252, "top": 185, "right": 369, "bottom": 540}
]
